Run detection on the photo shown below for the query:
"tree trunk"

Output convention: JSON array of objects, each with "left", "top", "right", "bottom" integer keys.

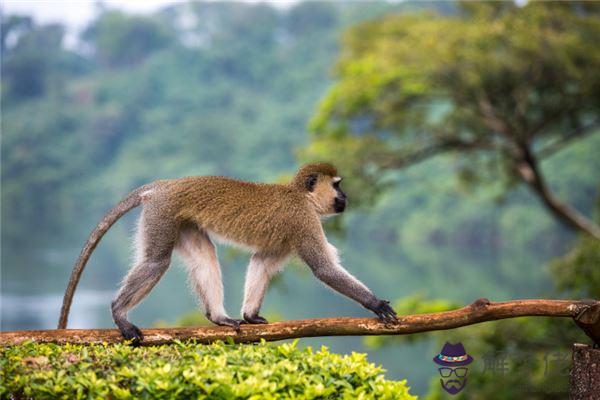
[{"left": 570, "top": 344, "right": 600, "bottom": 400}]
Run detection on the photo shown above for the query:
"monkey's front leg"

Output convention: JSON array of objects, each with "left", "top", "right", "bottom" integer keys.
[
  {"left": 298, "top": 239, "right": 398, "bottom": 323},
  {"left": 241, "top": 254, "right": 284, "bottom": 324}
]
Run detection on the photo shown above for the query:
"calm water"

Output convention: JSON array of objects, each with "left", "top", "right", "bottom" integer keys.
[{"left": 0, "top": 290, "right": 113, "bottom": 331}]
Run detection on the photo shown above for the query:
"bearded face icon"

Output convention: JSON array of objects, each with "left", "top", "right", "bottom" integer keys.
[{"left": 433, "top": 342, "right": 473, "bottom": 395}]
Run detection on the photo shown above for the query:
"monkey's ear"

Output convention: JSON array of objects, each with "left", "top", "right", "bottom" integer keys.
[{"left": 305, "top": 174, "right": 318, "bottom": 192}]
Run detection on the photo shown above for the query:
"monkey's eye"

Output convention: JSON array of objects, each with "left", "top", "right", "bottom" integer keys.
[
  {"left": 305, "top": 174, "right": 318, "bottom": 192},
  {"left": 333, "top": 178, "right": 343, "bottom": 189}
]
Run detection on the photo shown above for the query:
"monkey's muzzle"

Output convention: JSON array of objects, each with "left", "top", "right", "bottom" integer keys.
[{"left": 334, "top": 197, "right": 347, "bottom": 213}]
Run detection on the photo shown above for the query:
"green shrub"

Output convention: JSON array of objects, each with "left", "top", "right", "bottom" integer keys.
[{"left": 0, "top": 340, "right": 416, "bottom": 399}]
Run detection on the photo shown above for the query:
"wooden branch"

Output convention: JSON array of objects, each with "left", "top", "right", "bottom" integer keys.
[{"left": 2, "top": 299, "right": 599, "bottom": 346}]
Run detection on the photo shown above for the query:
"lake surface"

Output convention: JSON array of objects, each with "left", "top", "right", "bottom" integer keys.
[{"left": 0, "top": 290, "right": 114, "bottom": 331}]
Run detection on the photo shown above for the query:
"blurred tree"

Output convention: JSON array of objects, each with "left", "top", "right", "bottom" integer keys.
[
  {"left": 82, "top": 11, "right": 174, "bottom": 68},
  {"left": 1, "top": 15, "right": 33, "bottom": 53},
  {"left": 285, "top": 2, "right": 337, "bottom": 37},
  {"left": 306, "top": 2, "right": 600, "bottom": 239},
  {"left": 1, "top": 16, "right": 84, "bottom": 102},
  {"left": 550, "top": 223, "right": 600, "bottom": 297},
  {"left": 191, "top": 2, "right": 280, "bottom": 84}
]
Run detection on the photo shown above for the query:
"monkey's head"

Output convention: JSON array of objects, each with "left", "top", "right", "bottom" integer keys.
[{"left": 292, "top": 162, "right": 347, "bottom": 216}]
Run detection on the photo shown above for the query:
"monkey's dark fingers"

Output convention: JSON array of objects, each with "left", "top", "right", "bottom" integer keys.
[
  {"left": 383, "top": 312, "right": 399, "bottom": 323},
  {"left": 233, "top": 322, "right": 242, "bottom": 333},
  {"left": 213, "top": 317, "right": 243, "bottom": 332},
  {"left": 242, "top": 314, "right": 269, "bottom": 324},
  {"left": 372, "top": 299, "right": 399, "bottom": 323},
  {"left": 376, "top": 310, "right": 397, "bottom": 323}
]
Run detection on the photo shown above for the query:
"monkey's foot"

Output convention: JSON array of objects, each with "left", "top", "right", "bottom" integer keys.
[
  {"left": 210, "top": 316, "right": 243, "bottom": 332},
  {"left": 370, "top": 299, "right": 399, "bottom": 323},
  {"left": 116, "top": 321, "right": 144, "bottom": 345},
  {"left": 242, "top": 313, "right": 269, "bottom": 324}
]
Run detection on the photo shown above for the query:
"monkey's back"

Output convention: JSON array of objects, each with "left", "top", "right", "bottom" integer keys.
[{"left": 147, "top": 176, "right": 315, "bottom": 254}]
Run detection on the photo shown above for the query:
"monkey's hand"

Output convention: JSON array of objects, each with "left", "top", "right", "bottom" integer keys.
[
  {"left": 369, "top": 299, "right": 398, "bottom": 323},
  {"left": 242, "top": 313, "right": 269, "bottom": 324}
]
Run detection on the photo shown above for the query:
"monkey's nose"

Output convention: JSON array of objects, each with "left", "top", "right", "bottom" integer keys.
[{"left": 334, "top": 197, "right": 347, "bottom": 213}]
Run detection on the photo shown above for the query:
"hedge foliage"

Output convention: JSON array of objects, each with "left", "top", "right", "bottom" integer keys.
[{"left": 0, "top": 340, "right": 416, "bottom": 399}]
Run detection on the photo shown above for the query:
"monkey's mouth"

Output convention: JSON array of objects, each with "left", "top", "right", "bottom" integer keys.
[{"left": 334, "top": 198, "right": 346, "bottom": 213}]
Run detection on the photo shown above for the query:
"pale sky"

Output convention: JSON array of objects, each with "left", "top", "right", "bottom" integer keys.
[
  {"left": 1, "top": 0, "right": 300, "bottom": 47},
  {"left": 2, "top": 1, "right": 299, "bottom": 30},
  {"left": 3, "top": 1, "right": 177, "bottom": 32}
]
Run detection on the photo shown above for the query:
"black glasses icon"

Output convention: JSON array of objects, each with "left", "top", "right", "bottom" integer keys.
[{"left": 439, "top": 367, "right": 468, "bottom": 378}]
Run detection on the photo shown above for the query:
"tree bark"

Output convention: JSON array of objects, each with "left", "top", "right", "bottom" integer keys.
[
  {"left": 570, "top": 344, "right": 600, "bottom": 400},
  {"left": 1, "top": 298, "right": 598, "bottom": 346}
]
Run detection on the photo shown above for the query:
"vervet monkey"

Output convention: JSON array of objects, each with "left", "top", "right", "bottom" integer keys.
[{"left": 58, "top": 162, "right": 398, "bottom": 342}]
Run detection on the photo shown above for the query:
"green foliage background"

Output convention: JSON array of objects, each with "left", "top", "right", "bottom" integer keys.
[{"left": 1, "top": 1, "right": 598, "bottom": 397}]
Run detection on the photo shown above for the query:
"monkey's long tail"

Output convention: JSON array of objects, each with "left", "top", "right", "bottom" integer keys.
[{"left": 57, "top": 184, "right": 153, "bottom": 329}]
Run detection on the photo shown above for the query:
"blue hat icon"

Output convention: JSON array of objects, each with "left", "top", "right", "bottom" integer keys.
[{"left": 433, "top": 342, "right": 473, "bottom": 367}]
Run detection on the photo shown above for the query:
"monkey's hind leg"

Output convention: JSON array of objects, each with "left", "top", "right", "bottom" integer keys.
[
  {"left": 241, "top": 254, "right": 285, "bottom": 324},
  {"left": 176, "top": 226, "right": 242, "bottom": 331},
  {"left": 111, "top": 213, "right": 176, "bottom": 343}
]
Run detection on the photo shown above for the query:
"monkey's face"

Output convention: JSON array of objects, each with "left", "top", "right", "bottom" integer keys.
[
  {"left": 306, "top": 174, "right": 347, "bottom": 215},
  {"left": 331, "top": 177, "right": 347, "bottom": 213}
]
